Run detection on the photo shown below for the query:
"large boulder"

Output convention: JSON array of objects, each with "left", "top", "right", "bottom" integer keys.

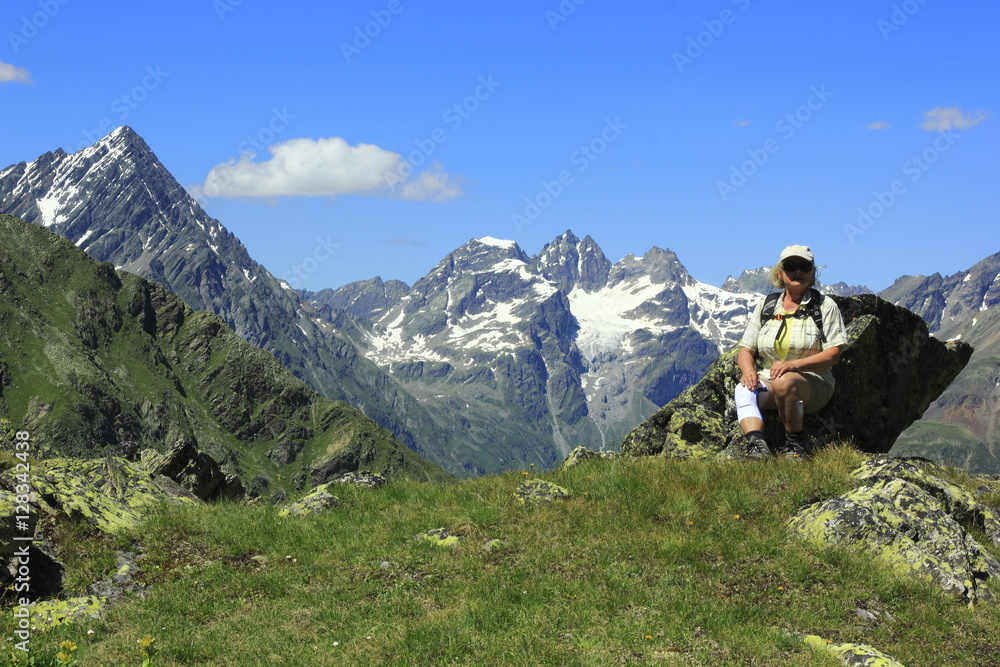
[
  {"left": 789, "top": 458, "right": 1000, "bottom": 604},
  {"left": 140, "top": 439, "right": 245, "bottom": 501},
  {"left": 622, "top": 294, "right": 973, "bottom": 458}
]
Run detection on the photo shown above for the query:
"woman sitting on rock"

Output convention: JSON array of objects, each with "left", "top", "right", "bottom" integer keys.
[{"left": 735, "top": 245, "right": 849, "bottom": 459}]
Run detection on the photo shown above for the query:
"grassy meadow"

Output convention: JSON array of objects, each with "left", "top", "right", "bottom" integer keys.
[{"left": 6, "top": 445, "right": 1000, "bottom": 666}]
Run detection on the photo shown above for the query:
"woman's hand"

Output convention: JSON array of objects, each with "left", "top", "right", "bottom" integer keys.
[
  {"left": 769, "top": 359, "right": 797, "bottom": 380},
  {"left": 740, "top": 368, "right": 759, "bottom": 390},
  {"left": 737, "top": 347, "right": 760, "bottom": 390}
]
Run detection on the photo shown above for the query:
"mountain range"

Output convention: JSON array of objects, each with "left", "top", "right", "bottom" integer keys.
[
  {"left": 0, "top": 213, "right": 451, "bottom": 499},
  {"left": 1, "top": 127, "right": 997, "bottom": 475}
]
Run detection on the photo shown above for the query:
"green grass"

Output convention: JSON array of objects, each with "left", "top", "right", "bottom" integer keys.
[{"left": 6, "top": 445, "right": 1000, "bottom": 666}]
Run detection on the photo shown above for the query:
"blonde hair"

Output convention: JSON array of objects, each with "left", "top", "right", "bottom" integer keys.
[{"left": 769, "top": 257, "right": 817, "bottom": 289}]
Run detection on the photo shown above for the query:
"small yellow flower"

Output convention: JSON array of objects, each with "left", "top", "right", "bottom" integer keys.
[
  {"left": 734, "top": 514, "right": 741, "bottom": 519},
  {"left": 644, "top": 635, "right": 653, "bottom": 640},
  {"left": 777, "top": 586, "right": 784, "bottom": 590}
]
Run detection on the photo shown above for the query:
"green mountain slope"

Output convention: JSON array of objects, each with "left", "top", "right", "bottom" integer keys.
[{"left": 0, "top": 214, "right": 452, "bottom": 495}]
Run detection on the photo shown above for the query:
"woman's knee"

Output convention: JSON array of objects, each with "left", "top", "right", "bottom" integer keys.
[{"left": 771, "top": 373, "right": 809, "bottom": 400}]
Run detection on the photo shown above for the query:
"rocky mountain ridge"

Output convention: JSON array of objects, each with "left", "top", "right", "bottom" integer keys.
[
  {"left": 0, "top": 127, "right": 458, "bottom": 470},
  {"left": 883, "top": 252, "right": 1000, "bottom": 472},
  {"left": 0, "top": 213, "right": 451, "bottom": 498}
]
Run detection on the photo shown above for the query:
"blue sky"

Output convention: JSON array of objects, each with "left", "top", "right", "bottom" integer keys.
[{"left": 2, "top": 0, "right": 997, "bottom": 293}]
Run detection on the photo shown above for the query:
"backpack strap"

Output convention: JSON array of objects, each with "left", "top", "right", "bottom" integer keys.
[
  {"left": 760, "top": 292, "right": 782, "bottom": 328},
  {"left": 805, "top": 287, "right": 827, "bottom": 343}
]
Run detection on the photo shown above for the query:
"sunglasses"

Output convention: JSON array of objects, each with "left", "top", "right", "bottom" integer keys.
[{"left": 782, "top": 260, "right": 814, "bottom": 273}]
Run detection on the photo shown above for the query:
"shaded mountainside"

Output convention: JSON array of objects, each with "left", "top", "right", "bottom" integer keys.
[
  {"left": 0, "top": 214, "right": 452, "bottom": 497},
  {"left": 885, "top": 252, "right": 1000, "bottom": 473},
  {"left": 0, "top": 127, "right": 452, "bottom": 470}
]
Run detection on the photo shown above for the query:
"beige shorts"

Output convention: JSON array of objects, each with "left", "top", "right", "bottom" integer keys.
[{"left": 761, "top": 372, "right": 834, "bottom": 414}]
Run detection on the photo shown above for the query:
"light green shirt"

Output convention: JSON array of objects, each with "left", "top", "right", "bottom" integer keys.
[{"left": 739, "top": 290, "right": 849, "bottom": 385}]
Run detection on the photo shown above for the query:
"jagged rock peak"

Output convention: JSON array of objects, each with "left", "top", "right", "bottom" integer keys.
[
  {"left": 607, "top": 246, "right": 692, "bottom": 288},
  {"left": 722, "top": 268, "right": 773, "bottom": 294},
  {"left": 418, "top": 236, "right": 531, "bottom": 284},
  {"left": 306, "top": 276, "right": 410, "bottom": 321},
  {"left": 533, "top": 229, "right": 612, "bottom": 293}
]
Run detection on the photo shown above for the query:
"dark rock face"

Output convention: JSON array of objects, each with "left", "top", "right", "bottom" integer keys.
[
  {"left": 141, "top": 440, "right": 245, "bottom": 501},
  {"left": 305, "top": 277, "right": 410, "bottom": 321},
  {"left": 621, "top": 294, "right": 973, "bottom": 458}
]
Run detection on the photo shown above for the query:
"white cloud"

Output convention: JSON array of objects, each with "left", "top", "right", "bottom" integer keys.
[
  {"left": 385, "top": 237, "right": 429, "bottom": 247},
  {"left": 200, "top": 136, "right": 462, "bottom": 202},
  {"left": 0, "top": 61, "right": 31, "bottom": 83},
  {"left": 733, "top": 120, "right": 751, "bottom": 127},
  {"left": 920, "top": 106, "right": 988, "bottom": 131},
  {"left": 866, "top": 121, "right": 890, "bottom": 130}
]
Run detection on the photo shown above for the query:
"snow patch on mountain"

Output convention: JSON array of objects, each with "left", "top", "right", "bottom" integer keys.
[
  {"left": 682, "top": 282, "right": 759, "bottom": 353},
  {"left": 477, "top": 236, "right": 516, "bottom": 249},
  {"left": 569, "top": 276, "right": 674, "bottom": 361}
]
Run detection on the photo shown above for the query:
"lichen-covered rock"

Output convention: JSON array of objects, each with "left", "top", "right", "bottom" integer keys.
[
  {"left": 17, "top": 457, "right": 200, "bottom": 534},
  {"left": 278, "top": 483, "right": 339, "bottom": 517},
  {"left": 798, "top": 633, "right": 906, "bottom": 666},
  {"left": 515, "top": 479, "right": 571, "bottom": 505},
  {"left": 414, "top": 527, "right": 461, "bottom": 547},
  {"left": 29, "top": 595, "right": 107, "bottom": 630},
  {"left": 558, "top": 446, "right": 620, "bottom": 470},
  {"left": 622, "top": 295, "right": 973, "bottom": 458},
  {"left": 789, "top": 459, "right": 1000, "bottom": 604}
]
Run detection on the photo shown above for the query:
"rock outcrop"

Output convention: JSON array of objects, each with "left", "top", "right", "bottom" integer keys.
[
  {"left": 0, "top": 456, "right": 199, "bottom": 605},
  {"left": 140, "top": 440, "right": 245, "bottom": 501},
  {"left": 789, "top": 458, "right": 1000, "bottom": 604},
  {"left": 621, "top": 294, "right": 973, "bottom": 459}
]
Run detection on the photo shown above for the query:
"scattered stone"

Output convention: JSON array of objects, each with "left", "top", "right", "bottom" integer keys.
[
  {"left": 797, "top": 633, "right": 906, "bottom": 666},
  {"left": 558, "top": 446, "right": 620, "bottom": 470},
  {"left": 329, "top": 471, "right": 388, "bottom": 488},
  {"left": 278, "top": 483, "right": 340, "bottom": 517},
  {"left": 87, "top": 551, "right": 147, "bottom": 602},
  {"left": 515, "top": 479, "right": 571, "bottom": 505},
  {"left": 482, "top": 539, "right": 507, "bottom": 553},
  {"left": 14, "top": 457, "right": 200, "bottom": 534},
  {"left": 414, "top": 528, "right": 461, "bottom": 547},
  {"left": 854, "top": 608, "right": 879, "bottom": 624}
]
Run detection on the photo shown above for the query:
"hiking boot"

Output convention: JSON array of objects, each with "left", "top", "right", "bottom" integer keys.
[
  {"left": 776, "top": 439, "right": 809, "bottom": 460},
  {"left": 743, "top": 432, "right": 773, "bottom": 461}
]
